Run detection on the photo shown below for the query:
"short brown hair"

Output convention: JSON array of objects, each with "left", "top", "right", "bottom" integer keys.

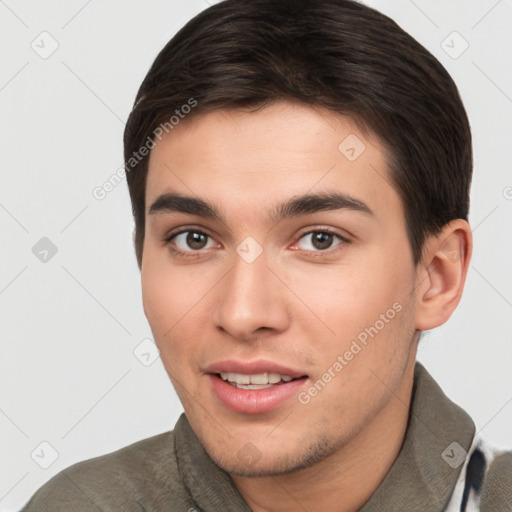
[{"left": 124, "top": 0, "right": 472, "bottom": 269}]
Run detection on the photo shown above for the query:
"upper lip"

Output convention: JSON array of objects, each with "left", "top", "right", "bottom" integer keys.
[{"left": 204, "top": 359, "right": 308, "bottom": 379}]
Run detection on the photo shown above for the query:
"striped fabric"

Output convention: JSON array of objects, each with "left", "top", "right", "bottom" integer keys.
[{"left": 446, "top": 434, "right": 512, "bottom": 512}]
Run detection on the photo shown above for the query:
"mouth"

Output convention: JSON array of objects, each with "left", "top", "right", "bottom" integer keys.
[
  {"left": 216, "top": 371, "right": 305, "bottom": 389},
  {"left": 204, "top": 360, "right": 309, "bottom": 414}
]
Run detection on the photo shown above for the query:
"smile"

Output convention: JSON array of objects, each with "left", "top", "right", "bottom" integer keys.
[{"left": 219, "top": 371, "right": 295, "bottom": 389}]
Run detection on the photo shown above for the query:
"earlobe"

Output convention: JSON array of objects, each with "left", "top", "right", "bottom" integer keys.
[{"left": 414, "top": 220, "right": 472, "bottom": 331}]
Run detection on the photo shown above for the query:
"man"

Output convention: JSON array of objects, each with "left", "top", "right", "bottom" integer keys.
[{"left": 20, "top": 0, "right": 511, "bottom": 510}]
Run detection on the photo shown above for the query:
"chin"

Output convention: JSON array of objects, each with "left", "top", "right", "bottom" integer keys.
[{"left": 203, "top": 433, "right": 339, "bottom": 478}]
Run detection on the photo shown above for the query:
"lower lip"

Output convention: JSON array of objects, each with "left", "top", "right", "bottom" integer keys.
[{"left": 207, "top": 374, "right": 308, "bottom": 414}]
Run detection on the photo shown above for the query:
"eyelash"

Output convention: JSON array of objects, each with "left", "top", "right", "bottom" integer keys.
[{"left": 163, "top": 227, "right": 350, "bottom": 260}]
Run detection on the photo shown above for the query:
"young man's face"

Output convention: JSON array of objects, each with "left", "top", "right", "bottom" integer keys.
[{"left": 141, "top": 101, "right": 420, "bottom": 476}]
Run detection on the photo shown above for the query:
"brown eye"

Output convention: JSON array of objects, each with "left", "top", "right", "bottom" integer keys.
[
  {"left": 186, "top": 231, "right": 208, "bottom": 250},
  {"left": 311, "top": 232, "right": 334, "bottom": 250},
  {"left": 296, "top": 230, "right": 344, "bottom": 252},
  {"left": 168, "top": 230, "right": 215, "bottom": 252}
]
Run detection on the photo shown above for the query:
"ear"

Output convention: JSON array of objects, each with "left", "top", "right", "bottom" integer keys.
[{"left": 414, "top": 219, "right": 472, "bottom": 331}]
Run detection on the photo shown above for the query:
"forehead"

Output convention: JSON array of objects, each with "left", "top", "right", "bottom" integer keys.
[{"left": 145, "top": 101, "right": 402, "bottom": 226}]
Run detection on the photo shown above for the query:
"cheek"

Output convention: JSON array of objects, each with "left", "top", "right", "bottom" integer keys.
[
  {"left": 141, "top": 246, "right": 194, "bottom": 329},
  {"left": 302, "top": 300, "right": 415, "bottom": 427},
  {"left": 287, "top": 261, "right": 404, "bottom": 339},
  {"left": 141, "top": 252, "right": 186, "bottom": 352},
  {"left": 287, "top": 249, "right": 415, "bottom": 387},
  {"left": 141, "top": 273, "right": 186, "bottom": 381},
  {"left": 141, "top": 269, "right": 173, "bottom": 333},
  {"left": 141, "top": 258, "right": 211, "bottom": 368}
]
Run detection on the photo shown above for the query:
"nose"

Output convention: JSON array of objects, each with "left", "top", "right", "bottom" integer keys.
[{"left": 212, "top": 247, "right": 290, "bottom": 342}]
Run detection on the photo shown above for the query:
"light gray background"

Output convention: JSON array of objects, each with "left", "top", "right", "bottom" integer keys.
[{"left": 1, "top": 1, "right": 511, "bottom": 510}]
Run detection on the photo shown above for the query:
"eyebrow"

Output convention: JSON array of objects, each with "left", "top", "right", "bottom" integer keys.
[{"left": 148, "top": 191, "right": 374, "bottom": 224}]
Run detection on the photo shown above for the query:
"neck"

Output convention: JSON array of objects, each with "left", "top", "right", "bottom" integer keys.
[{"left": 231, "top": 361, "right": 416, "bottom": 512}]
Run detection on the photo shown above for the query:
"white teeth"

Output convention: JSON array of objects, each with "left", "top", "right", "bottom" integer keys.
[
  {"left": 267, "top": 373, "right": 281, "bottom": 384},
  {"left": 250, "top": 373, "right": 269, "bottom": 385},
  {"left": 227, "top": 372, "right": 250, "bottom": 384},
  {"left": 219, "top": 372, "right": 295, "bottom": 386},
  {"left": 235, "top": 383, "right": 274, "bottom": 389}
]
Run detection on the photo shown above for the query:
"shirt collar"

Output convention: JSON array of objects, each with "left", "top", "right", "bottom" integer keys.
[
  {"left": 359, "top": 361, "right": 475, "bottom": 511},
  {"left": 174, "top": 362, "right": 475, "bottom": 511}
]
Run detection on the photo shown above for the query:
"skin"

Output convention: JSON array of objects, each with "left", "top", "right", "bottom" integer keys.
[{"left": 141, "top": 101, "right": 472, "bottom": 512}]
